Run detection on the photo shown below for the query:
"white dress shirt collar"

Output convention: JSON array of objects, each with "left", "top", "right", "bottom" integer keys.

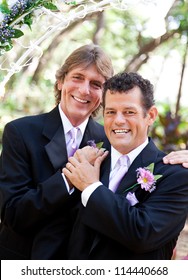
[
  {"left": 111, "top": 138, "right": 149, "bottom": 170},
  {"left": 58, "top": 104, "right": 89, "bottom": 137}
]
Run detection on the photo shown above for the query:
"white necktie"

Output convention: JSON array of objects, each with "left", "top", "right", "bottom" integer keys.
[
  {"left": 67, "top": 127, "right": 79, "bottom": 157},
  {"left": 109, "top": 155, "right": 129, "bottom": 193}
]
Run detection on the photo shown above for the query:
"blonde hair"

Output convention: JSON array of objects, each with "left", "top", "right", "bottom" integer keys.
[{"left": 54, "top": 44, "right": 114, "bottom": 116}]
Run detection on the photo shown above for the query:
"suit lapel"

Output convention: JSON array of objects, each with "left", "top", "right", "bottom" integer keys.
[
  {"left": 44, "top": 113, "right": 106, "bottom": 171},
  {"left": 116, "top": 155, "right": 143, "bottom": 194},
  {"left": 45, "top": 126, "right": 68, "bottom": 170},
  {"left": 79, "top": 118, "right": 106, "bottom": 148},
  {"left": 43, "top": 106, "right": 68, "bottom": 170},
  {"left": 116, "top": 139, "right": 159, "bottom": 194},
  {"left": 100, "top": 153, "right": 111, "bottom": 187},
  {"left": 79, "top": 119, "right": 93, "bottom": 148}
]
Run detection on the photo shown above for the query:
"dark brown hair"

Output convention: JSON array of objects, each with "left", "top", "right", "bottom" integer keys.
[{"left": 102, "top": 72, "right": 155, "bottom": 116}]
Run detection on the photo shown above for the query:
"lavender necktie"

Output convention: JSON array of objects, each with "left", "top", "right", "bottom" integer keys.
[
  {"left": 109, "top": 155, "right": 129, "bottom": 193},
  {"left": 67, "top": 127, "right": 79, "bottom": 157}
]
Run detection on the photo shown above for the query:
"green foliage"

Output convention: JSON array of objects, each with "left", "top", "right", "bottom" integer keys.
[
  {"left": 23, "top": 13, "right": 33, "bottom": 29},
  {"left": 0, "top": 0, "right": 9, "bottom": 13},
  {"left": 0, "top": 0, "right": 188, "bottom": 153},
  {"left": 0, "top": 1, "right": 59, "bottom": 55},
  {"left": 150, "top": 103, "right": 188, "bottom": 153},
  {"left": 169, "top": 0, "right": 188, "bottom": 32}
]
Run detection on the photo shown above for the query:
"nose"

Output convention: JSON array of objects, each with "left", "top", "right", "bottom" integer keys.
[
  {"left": 115, "top": 112, "right": 126, "bottom": 125},
  {"left": 79, "top": 80, "right": 90, "bottom": 95}
]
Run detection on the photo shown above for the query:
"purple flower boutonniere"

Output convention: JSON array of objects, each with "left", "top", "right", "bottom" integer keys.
[
  {"left": 87, "top": 140, "right": 104, "bottom": 149},
  {"left": 125, "top": 163, "right": 162, "bottom": 206}
]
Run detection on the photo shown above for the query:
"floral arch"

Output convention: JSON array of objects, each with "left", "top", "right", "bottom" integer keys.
[{"left": 0, "top": 0, "right": 155, "bottom": 97}]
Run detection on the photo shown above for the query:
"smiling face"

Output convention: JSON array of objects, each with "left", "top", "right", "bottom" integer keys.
[
  {"left": 58, "top": 64, "right": 105, "bottom": 126},
  {"left": 103, "top": 87, "right": 158, "bottom": 154}
]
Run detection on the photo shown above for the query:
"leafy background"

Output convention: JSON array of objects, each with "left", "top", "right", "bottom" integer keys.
[{"left": 0, "top": 0, "right": 188, "bottom": 153}]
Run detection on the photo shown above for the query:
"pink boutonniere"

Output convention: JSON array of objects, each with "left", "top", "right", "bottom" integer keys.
[{"left": 125, "top": 163, "right": 162, "bottom": 206}]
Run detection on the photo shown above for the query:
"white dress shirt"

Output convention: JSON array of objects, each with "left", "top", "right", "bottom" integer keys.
[{"left": 58, "top": 104, "right": 89, "bottom": 193}]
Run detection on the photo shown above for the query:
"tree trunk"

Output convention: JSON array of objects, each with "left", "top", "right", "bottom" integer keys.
[{"left": 175, "top": 33, "right": 188, "bottom": 117}]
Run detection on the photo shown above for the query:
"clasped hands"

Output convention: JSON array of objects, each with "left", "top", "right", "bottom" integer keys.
[{"left": 63, "top": 146, "right": 109, "bottom": 191}]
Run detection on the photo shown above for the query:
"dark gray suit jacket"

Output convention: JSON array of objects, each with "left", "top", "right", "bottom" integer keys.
[
  {"left": 68, "top": 138, "right": 188, "bottom": 259},
  {"left": 0, "top": 106, "right": 107, "bottom": 259}
]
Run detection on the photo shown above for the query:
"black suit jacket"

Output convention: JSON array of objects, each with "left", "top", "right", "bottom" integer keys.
[
  {"left": 0, "top": 106, "right": 107, "bottom": 259},
  {"left": 68, "top": 138, "right": 188, "bottom": 259}
]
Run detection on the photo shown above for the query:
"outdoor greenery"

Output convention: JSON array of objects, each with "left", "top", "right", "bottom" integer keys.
[{"left": 0, "top": 0, "right": 188, "bottom": 152}]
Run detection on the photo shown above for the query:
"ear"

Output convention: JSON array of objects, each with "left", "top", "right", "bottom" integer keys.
[
  {"left": 147, "top": 106, "right": 158, "bottom": 125},
  {"left": 57, "top": 80, "right": 63, "bottom": 90}
]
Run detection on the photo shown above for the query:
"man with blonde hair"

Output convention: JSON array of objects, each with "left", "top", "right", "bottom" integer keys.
[{"left": 0, "top": 44, "right": 113, "bottom": 259}]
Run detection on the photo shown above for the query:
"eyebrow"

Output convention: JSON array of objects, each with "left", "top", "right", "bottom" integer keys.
[
  {"left": 70, "top": 72, "right": 83, "bottom": 76},
  {"left": 105, "top": 106, "right": 136, "bottom": 110}
]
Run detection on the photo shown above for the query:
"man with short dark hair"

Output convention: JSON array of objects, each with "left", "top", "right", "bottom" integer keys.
[{"left": 64, "top": 72, "right": 188, "bottom": 260}]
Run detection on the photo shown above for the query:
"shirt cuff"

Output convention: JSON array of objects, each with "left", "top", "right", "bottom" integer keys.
[
  {"left": 81, "top": 181, "right": 102, "bottom": 207},
  {"left": 62, "top": 173, "right": 74, "bottom": 195}
]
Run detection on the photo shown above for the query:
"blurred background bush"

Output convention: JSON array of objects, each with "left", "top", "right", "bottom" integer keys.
[{"left": 0, "top": 0, "right": 188, "bottom": 153}]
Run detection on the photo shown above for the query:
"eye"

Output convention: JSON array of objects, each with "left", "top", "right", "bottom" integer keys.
[
  {"left": 105, "top": 110, "right": 115, "bottom": 115},
  {"left": 124, "top": 110, "right": 135, "bottom": 115},
  {"left": 72, "top": 75, "right": 82, "bottom": 80},
  {"left": 91, "top": 82, "right": 102, "bottom": 89}
]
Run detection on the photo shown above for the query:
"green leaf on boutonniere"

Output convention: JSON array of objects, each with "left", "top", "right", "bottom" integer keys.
[
  {"left": 124, "top": 162, "right": 162, "bottom": 193},
  {"left": 146, "top": 163, "right": 162, "bottom": 181},
  {"left": 146, "top": 162, "right": 154, "bottom": 173},
  {"left": 96, "top": 141, "right": 104, "bottom": 149},
  {"left": 87, "top": 140, "right": 104, "bottom": 149}
]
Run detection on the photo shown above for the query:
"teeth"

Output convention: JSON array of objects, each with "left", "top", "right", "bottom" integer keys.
[
  {"left": 74, "top": 96, "right": 88, "bottom": 103},
  {"left": 114, "top": 129, "right": 129, "bottom": 134}
]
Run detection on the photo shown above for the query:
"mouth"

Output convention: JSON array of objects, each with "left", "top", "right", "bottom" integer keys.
[
  {"left": 113, "top": 129, "right": 130, "bottom": 134},
  {"left": 73, "top": 96, "right": 89, "bottom": 104}
]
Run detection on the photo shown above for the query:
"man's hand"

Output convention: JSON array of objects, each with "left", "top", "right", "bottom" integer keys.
[
  {"left": 63, "top": 149, "right": 108, "bottom": 191},
  {"left": 163, "top": 150, "right": 188, "bottom": 168},
  {"left": 73, "top": 146, "right": 107, "bottom": 165}
]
